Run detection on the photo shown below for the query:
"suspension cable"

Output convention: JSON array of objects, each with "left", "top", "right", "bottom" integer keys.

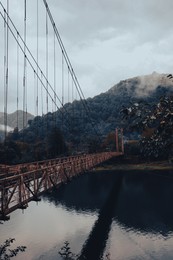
[
  {"left": 53, "top": 30, "right": 56, "bottom": 126},
  {"left": 0, "top": 2, "right": 65, "bottom": 112},
  {"left": 46, "top": 9, "right": 48, "bottom": 115},
  {"left": 54, "top": 30, "right": 56, "bottom": 113},
  {"left": 68, "top": 66, "right": 70, "bottom": 104},
  {"left": 17, "top": 32, "right": 19, "bottom": 128},
  {"left": 4, "top": 0, "right": 9, "bottom": 139},
  {"left": 0, "top": 10, "right": 72, "bottom": 128},
  {"left": 23, "top": 0, "right": 27, "bottom": 130},
  {"left": 62, "top": 50, "right": 64, "bottom": 107},
  {"left": 0, "top": 1, "right": 102, "bottom": 143},
  {"left": 36, "top": 0, "right": 39, "bottom": 118},
  {"left": 61, "top": 50, "right": 64, "bottom": 130},
  {"left": 41, "top": 71, "right": 44, "bottom": 116},
  {"left": 3, "top": 8, "right": 7, "bottom": 138},
  {"left": 43, "top": 0, "right": 102, "bottom": 141},
  {"left": 34, "top": 70, "right": 37, "bottom": 116}
]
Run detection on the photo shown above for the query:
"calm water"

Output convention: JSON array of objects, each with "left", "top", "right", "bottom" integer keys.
[{"left": 1, "top": 169, "right": 173, "bottom": 260}]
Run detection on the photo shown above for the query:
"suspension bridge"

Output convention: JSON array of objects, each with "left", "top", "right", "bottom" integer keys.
[{"left": 0, "top": 0, "right": 124, "bottom": 219}]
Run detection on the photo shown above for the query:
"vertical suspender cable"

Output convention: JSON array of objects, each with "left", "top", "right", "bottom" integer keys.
[
  {"left": 36, "top": 0, "right": 39, "bottom": 118},
  {"left": 62, "top": 51, "right": 64, "bottom": 153},
  {"left": 34, "top": 70, "right": 36, "bottom": 115},
  {"left": 3, "top": 8, "right": 7, "bottom": 138},
  {"left": 25, "top": 1, "right": 28, "bottom": 127},
  {"left": 4, "top": 1, "right": 9, "bottom": 139},
  {"left": 72, "top": 72, "right": 74, "bottom": 120},
  {"left": 6, "top": 0, "right": 9, "bottom": 138},
  {"left": 41, "top": 71, "right": 44, "bottom": 141},
  {"left": 43, "top": 0, "right": 102, "bottom": 142},
  {"left": 54, "top": 30, "right": 56, "bottom": 126},
  {"left": 62, "top": 50, "right": 64, "bottom": 119},
  {"left": 17, "top": 32, "right": 19, "bottom": 129},
  {"left": 46, "top": 9, "right": 48, "bottom": 115},
  {"left": 46, "top": 11, "right": 49, "bottom": 156},
  {"left": 23, "top": 0, "right": 27, "bottom": 130},
  {"left": 41, "top": 71, "right": 43, "bottom": 116},
  {"left": 25, "top": 51, "right": 27, "bottom": 124},
  {"left": 36, "top": 0, "right": 39, "bottom": 139},
  {"left": 68, "top": 67, "right": 70, "bottom": 104},
  {"left": 70, "top": 72, "right": 74, "bottom": 142},
  {"left": 62, "top": 51, "right": 64, "bottom": 107}
]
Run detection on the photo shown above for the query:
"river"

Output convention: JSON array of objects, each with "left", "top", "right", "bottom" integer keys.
[{"left": 1, "top": 168, "right": 173, "bottom": 259}]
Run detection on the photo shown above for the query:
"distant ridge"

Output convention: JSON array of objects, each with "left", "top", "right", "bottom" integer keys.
[{"left": 0, "top": 110, "right": 34, "bottom": 130}]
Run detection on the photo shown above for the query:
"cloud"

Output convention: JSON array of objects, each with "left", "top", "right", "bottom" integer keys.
[
  {"left": 1, "top": 0, "right": 173, "bottom": 114},
  {"left": 0, "top": 124, "right": 13, "bottom": 132}
]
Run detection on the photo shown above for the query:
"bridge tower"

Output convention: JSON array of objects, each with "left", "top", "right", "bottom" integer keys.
[{"left": 115, "top": 128, "right": 124, "bottom": 153}]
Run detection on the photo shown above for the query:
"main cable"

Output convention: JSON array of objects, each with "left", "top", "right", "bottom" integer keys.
[
  {"left": 0, "top": 2, "right": 65, "bottom": 112},
  {"left": 0, "top": 10, "right": 72, "bottom": 129},
  {"left": 43, "top": 0, "right": 102, "bottom": 141},
  {"left": 23, "top": 0, "right": 27, "bottom": 130}
]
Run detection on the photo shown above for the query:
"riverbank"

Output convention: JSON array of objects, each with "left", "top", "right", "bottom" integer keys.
[{"left": 96, "top": 156, "right": 173, "bottom": 172}]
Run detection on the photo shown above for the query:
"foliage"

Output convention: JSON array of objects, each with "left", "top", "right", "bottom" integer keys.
[
  {"left": 102, "top": 132, "right": 116, "bottom": 151},
  {"left": 0, "top": 238, "right": 26, "bottom": 260},
  {"left": 0, "top": 141, "right": 21, "bottom": 164},
  {"left": 59, "top": 241, "right": 111, "bottom": 260},
  {"left": 2, "top": 73, "right": 173, "bottom": 162},
  {"left": 0, "top": 126, "right": 68, "bottom": 164},
  {"left": 121, "top": 96, "right": 173, "bottom": 159},
  {"left": 59, "top": 241, "right": 77, "bottom": 260},
  {"left": 124, "top": 140, "right": 140, "bottom": 156},
  {"left": 88, "top": 137, "right": 102, "bottom": 153},
  {"left": 47, "top": 127, "right": 67, "bottom": 157}
]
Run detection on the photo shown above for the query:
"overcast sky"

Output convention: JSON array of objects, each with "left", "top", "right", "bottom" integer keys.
[{"left": 1, "top": 0, "right": 173, "bottom": 114}]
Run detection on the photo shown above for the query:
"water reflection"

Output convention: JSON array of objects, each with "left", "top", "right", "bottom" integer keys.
[
  {"left": 43, "top": 171, "right": 120, "bottom": 213},
  {"left": 1, "top": 169, "right": 173, "bottom": 260},
  {"left": 115, "top": 172, "right": 173, "bottom": 236},
  {"left": 44, "top": 170, "right": 173, "bottom": 236},
  {"left": 43, "top": 170, "right": 173, "bottom": 259},
  {"left": 79, "top": 173, "right": 123, "bottom": 260}
]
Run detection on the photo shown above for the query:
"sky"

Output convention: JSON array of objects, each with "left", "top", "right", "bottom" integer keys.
[{"left": 1, "top": 0, "right": 173, "bottom": 114}]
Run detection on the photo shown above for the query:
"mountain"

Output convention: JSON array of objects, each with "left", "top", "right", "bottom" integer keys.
[
  {"left": 0, "top": 110, "right": 34, "bottom": 130},
  {"left": 11, "top": 72, "right": 173, "bottom": 147},
  {"left": 62, "top": 72, "right": 173, "bottom": 136}
]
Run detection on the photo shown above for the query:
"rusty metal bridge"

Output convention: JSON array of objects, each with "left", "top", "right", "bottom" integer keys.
[
  {"left": 0, "top": 152, "right": 123, "bottom": 219},
  {"left": 0, "top": 1, "right": 125, "bottom": 219}
]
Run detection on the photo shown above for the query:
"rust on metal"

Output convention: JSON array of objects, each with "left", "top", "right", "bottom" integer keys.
[{"left": 0, "top": 152, "right": 123, "bottom": 219}]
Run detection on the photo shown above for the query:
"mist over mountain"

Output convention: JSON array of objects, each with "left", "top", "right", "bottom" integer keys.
[{"left": 69, "top": 72, "right": 173, "bottom": 136}]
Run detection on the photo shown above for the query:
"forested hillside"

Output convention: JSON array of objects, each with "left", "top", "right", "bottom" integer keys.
[
  {"left": 2, "top": 72, "right": 173, "bottom": 163},
  {"left": 16, "top": 72, "right": 173, "bottom": 144}
]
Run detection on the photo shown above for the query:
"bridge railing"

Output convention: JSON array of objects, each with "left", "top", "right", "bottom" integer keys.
[{"left": 0, "top": 152, "right": 122, "bottom": 218}]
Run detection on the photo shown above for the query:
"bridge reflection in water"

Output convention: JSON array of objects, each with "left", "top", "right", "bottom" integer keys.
[
  {"left": 43, "top": 169, "right": 173, "bottom": 260},
  {"left": 1, "top": 167, "right": 173, "bottom": 259}
]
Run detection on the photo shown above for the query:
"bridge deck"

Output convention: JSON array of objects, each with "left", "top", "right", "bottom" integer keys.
[{"left": 0, "top": 152, "right": 122, "bottom": 219}]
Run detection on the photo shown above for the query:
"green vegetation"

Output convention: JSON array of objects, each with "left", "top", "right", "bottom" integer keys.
[{"left": 122, "top": 96, "right": 173, "bottom": 159}]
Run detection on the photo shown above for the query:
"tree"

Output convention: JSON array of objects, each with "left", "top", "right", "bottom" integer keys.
[
  {"left": 0, "top": 238, "right": 26, "bottom": 259},
  {"left": 47, "top": 127, "right": 67, "bottom": 157},
  {"left": 58, "top": 241, "right": 111, "bottom": 260},
  {"left": 102, "top": 132, "right": 116, "bottom": 151},
  {"left": 59, "top": 241, "right": 76, "bottom": 260},
  {"left": 121, "top": 96, "right": 173, "bottom": 159}
]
